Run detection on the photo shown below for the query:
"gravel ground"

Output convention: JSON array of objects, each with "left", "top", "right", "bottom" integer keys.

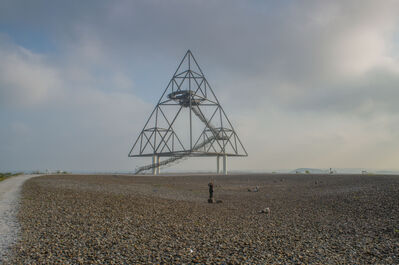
[
  {"left": 0, "top": 174, "right": 38, "bottom": 262},
  {"left": 5, "top": 174, "right": 399, "bottom": 264}
]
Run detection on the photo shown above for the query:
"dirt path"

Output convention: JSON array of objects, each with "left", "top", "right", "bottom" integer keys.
[{"left": 0, "top": 175, "right": 39, "bottom": 261}]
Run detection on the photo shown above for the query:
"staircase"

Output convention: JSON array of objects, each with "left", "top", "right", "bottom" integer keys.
[{"left": 134, "top": 91, "right": 226, "bottom": 174}]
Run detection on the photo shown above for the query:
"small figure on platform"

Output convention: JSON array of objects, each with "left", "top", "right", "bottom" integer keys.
[{"left": 208, "top": 182, "right": 214, "bottom": 203}]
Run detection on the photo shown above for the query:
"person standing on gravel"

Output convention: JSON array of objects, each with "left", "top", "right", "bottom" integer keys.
[{"left": 208, "top": 182, "right": 214, "bottom": 203}]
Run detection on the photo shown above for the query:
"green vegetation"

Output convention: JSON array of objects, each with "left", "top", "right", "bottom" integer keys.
[
  {"left": 56, "top": 170, "right": 69, "bottom": 174},
  {"left": 31, "top": 170, "right": 69, "bottom": 175},
  {"left": 0, "top": 172, "right": 23, "bottom": 181}
]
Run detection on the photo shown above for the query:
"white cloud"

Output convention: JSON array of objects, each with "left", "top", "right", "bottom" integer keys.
[
  {"left": 0, "top": 38, "right": 62, "bottom": 107},
  {"left": 0, "top": 35, "right": 151, "bottom": 171},
  {"left": 1, "top": 0, "right": 399, "bottom": 171}
]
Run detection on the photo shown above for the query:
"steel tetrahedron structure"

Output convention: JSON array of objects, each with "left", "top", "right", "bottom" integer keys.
[{"left": 129, "top": 50, "right": 247, "bottom": 174}]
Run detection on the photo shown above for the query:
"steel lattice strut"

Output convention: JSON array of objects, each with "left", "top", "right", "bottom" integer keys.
[{"left": 129, "top": 50, "right": 248, "bottom": 174}]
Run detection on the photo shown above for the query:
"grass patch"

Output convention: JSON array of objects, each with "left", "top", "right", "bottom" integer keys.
[{"left": 0, "top": 172, "right": 23, "bottom": 182}]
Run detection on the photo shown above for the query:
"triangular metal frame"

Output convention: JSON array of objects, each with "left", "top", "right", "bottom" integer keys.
[{"left": 129, "top": 50, "right": 248, "bottom": 163}]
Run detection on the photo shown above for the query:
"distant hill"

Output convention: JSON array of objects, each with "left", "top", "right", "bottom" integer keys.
[
  {"left": 374, "top": 170, "right": 399, "bottom": 175},
  {"left": 291, "top": 168, "right": 330, "bottom": 174},
  {"left": 290, "top": 168, "right": 399, "bottom": 175}
]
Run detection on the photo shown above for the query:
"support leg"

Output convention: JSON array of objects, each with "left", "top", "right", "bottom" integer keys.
[
  {"left": 156, "top": 156, "right": 160, "bottom": 175},
  {"left": 223, "top": 155, "right": 227, "bottom": 175},
  {"left": 152, "top": 155, "right": 157, "bottom": 175},
  {"left": 216, "top": 156, "right": 220, "bottom": 174}
]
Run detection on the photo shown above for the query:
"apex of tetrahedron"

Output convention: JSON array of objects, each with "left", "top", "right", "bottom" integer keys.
[{"left": 173, "top": 49, "right": 204, "bottom": 77}]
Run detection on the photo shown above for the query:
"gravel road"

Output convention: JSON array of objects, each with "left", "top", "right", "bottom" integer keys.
[{"left": 0, "top": 175, "right": 38, "bottom": 262}]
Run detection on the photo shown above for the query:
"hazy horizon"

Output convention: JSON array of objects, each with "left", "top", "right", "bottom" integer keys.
[{"left": 6, "top": 168, "right": 399, "bottom": 176}]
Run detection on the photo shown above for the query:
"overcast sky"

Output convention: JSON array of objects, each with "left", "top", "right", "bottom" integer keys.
[{"left": 1, "top": 0, "right": 399, "bottom": 172}]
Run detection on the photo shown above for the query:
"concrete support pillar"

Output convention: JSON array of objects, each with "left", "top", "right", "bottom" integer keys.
[
  {"left": 216, "top": 156, "right": 220, "bottom": 174},
  {"left": 223, "top": 155, "right": 227, "bottom": 175},
  {"left": 156, "top": 156, "right": 160, "bottom": 175},
  {"left": 152, "top": 155, "right": 157, "bottom": 175}
]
